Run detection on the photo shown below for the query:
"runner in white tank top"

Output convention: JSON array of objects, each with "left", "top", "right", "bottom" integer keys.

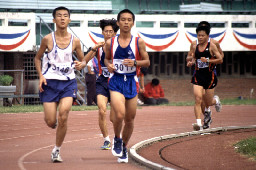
[
  {"left": 34, "top": 7, "right": 87, "bottom": 163},
  {"left": 41, "top": 32, "right": 75, "bottom": 80}
]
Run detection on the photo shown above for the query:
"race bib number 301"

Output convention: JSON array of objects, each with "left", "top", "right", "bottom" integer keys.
[{"left": 113, "top": 59, "right": 136, "bottom": 74}]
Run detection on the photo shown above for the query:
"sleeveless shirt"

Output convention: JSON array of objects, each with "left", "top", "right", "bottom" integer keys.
[
  {"left": 42, "top": 32, "right": 75, "bottom": 80},
  {"left": 97, "top": 47, "right": 110, "bottom": 77},
  {"left": 110, "top": 35, "right": 140, "bottom": 76},
  {"left": 195, "top": 41, "right": 215, "bottom": 72}
]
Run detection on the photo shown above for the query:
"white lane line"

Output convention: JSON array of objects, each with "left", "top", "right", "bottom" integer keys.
[
  {"left": 17, "top": 134, "right": 107, "bottom": 170},
  {"left": 18, "top": 144, "right": 54, "bottom": 170}
]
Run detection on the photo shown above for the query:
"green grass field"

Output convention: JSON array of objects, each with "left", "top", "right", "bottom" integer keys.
[
  {"left": 234, "top": 137, "right": 256, "bottom": 160},
  {"left": 0, "top": 98, "right": 255, "bottom": 114}
]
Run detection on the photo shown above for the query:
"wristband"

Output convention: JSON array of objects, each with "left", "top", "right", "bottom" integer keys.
[
  {"left": 206, "top": 58, "right": 210, "bottom": 63},
  {"left": 134, "top": 60, "right": 137, "bottom": 66}
]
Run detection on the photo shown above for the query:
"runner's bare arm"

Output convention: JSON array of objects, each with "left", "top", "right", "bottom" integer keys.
[
  {"left": 137, "top": 38, "right": 150, "bottom": 67},
  {"left": 84, "top": 41, "right": 105, "bottom": 63},
  {"left": 201, "top": 43, "right": 223, "bottom": 64},
  {"left": 34, "top": 36, "right": 48, "bottom": 92},
  {"left": 211, "top": 44, "right": 223, "bottom": 64},
  {"left": 187, "top": 42, "right": 196, "bottom": 67},
  {"left": 73, "top": 37, "right": 86, "bottom": 70},
  {"left": 104, "top": 39, "right": 115, "bottom": 73},
  {"left": 214, "top": 40, "right": 224, "bottom": 59}
]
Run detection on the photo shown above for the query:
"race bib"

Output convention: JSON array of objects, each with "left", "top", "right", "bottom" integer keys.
[
  {"left": 113, "top": 59, "right": 136, "bottom": 74},
  {"left": 101, "top": 67, "right": 110, "bottom": 77},
  {"left": 51, "top": 62, "right": 74, "bottom": 75},
  {"left": 197, "top": 59, "right": 209, "bottom": 69}
]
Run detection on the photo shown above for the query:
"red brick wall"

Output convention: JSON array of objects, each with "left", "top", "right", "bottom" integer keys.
[{"left": 145, "top": 78, "right": 256, "bottom": 102}]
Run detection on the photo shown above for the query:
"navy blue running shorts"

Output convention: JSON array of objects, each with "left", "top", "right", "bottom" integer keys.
[
  {"left": 108, "top": 73, "right": 138, "bottom": 99},
  {"left": 39, "top": 79, "right": 77, "bottom": 102},
  {"left": 96, "top": 75, "right": 110, "bottom": 99}
]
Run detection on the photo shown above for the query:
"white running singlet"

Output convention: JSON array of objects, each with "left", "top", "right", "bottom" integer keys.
[{"left": 41, "top": 32, "right": 75, "bottom": 80}]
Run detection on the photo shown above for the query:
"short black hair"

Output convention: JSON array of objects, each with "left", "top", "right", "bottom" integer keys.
[
  {"left": 99, "top": 18, "right": 119, "bottom": 33},
  {"left": 117, "top": 9, "right": 135, "bottom": 22},
  {"left": 52, "top": 6, "right": 70, "bottom": 18},
  {"left": 198, "top": 21, "right": 211, "bottom": 29},
  {"left": 152, "top": 78, "right": 159, "bottom": 86},
  {"left": 196, "top": 25, "right": 210, "bottom": 35}
]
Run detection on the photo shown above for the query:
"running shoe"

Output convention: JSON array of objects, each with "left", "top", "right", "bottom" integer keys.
[
  {"left": 192, "top": 123, "right": 202, "bottom": 131},
  {"left": 51, "top": 149, "right": 63, "bottom": 163},
  {"left": 118, "top": 145, "right": 128, "bottom": 163},
  {"left": 137, "top": 99, "right": 144, "bottom": 105},
  {"left": 101, "top": 140, "right": 111, "bottom": 150},
  {"left": 112, "top": 137, "right": 123, "bottom": 157},
  {"left": 214, "top": 95, "right": 222, "bottom": 112},
  {"left": 52, "top": 121, "right": 58, "bottom": 129},
  {"left": 203, "top": 111, "right": 212, "bottom": 129}
]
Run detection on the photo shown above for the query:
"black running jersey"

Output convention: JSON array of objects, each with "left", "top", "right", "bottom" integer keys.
[{"left": 195, "top": 42, "right": 215, "bottom": 71}]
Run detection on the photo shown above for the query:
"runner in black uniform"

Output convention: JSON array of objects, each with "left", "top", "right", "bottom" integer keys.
[
  {"left": 187, "top": 25, "right": 223, "bottom": 131},
  {"left": 191, "top": 40, "right": 217, "bottom": 89}
]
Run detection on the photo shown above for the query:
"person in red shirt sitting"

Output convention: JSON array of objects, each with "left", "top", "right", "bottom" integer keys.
[{"left": 143, "top": 78, "right": 169, "bottom": 105}]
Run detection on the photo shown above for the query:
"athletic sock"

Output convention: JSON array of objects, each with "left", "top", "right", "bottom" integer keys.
[
  {"left": 215, "top": 97, "right": 220, "bottom": 105},
  {"left": 52, "top": 146, "right": 61, "bottom": 152},
  {"left": 104, "top": 136, "right": 110, "bottom": 142},
  {"left": 196, "top": 119, "right": 202, "bottom": 126},
  {"left": 205, "top": 107, "right": 210, "bottom": 112}
]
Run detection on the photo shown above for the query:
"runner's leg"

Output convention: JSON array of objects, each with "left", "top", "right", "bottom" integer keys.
[
  {"left": 43, "top": 102, "right": 58, "bottom": 128},
  {"left": 56, "top": 97, "right": 73, "bottom": 147},
  {"left": 122, "top": 95, "right": 138, "bottom": 146},
  {"left": 110, "top": 90, "right": 125, "bottom": 138},
  {"left": 97, "top": 94, "right": 109, "bottom": 138}
]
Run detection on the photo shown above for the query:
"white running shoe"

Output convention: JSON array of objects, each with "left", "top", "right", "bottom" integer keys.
[
  {"left": 192, "top": 123, "right": 203, "bottom": 131},
  {"left": 51, "top": 149, "right": 63, "bottom": 163},
  {"left": 137, "top": 99, "right": 144, "bottom": 105},
  {"left": 214, "top": 95, "right": 222, "bottom": 112}
]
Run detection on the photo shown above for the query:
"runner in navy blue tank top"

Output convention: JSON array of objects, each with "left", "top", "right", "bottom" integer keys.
[
  {"left": 84, "top": 18, "right": 119, "bottom": 150},
  {"left": 104, "top": 9, "right": 150, "bottom": 163}
]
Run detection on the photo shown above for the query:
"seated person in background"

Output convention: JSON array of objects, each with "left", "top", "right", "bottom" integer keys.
[{"left": 143, "top": 78, "right": 169, "bottom": 105}]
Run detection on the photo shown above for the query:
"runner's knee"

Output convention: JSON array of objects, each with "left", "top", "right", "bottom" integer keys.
[
  {"left": 99, "top": 107, "right": 107, "bottom": 117},
  {"left": 195, "top": 96, "right": 202, "bottom": 105},
  {"left": 58, "top": 113, "right": 68, "bottom": 127},
  {"left": 44, "top": 118, "right": 56, "bottom": 128}
]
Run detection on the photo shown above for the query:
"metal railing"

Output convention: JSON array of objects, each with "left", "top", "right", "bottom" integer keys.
[{"left": 0, "top": 70, "right": 39, "bottom": 105}]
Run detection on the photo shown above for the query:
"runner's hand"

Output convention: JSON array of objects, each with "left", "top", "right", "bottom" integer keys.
[
  {"left": 95, "top": 42, "right": 105, "bottom": 49},
  {"left": 200, "top": 57, "right": 207, "bottom": 62},
  {"left": 39, "top": 76, "right": 47, "bottom": 92},
  {"left": 123, "top": 59, "right": 135, "bottom": 67},
  {"left": 107, "top": 63, "right": 115, "bottom": 73},
  {"left": 187, "top": 61, "right": 194, "bottom": 67},
  {"left": 74, "top": 60, "right": 86, "bottom": 70}
]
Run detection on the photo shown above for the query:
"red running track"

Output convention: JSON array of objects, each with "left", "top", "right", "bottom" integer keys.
[{"left": 0, "top": 105, "right": 256, "bottom": 170}]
